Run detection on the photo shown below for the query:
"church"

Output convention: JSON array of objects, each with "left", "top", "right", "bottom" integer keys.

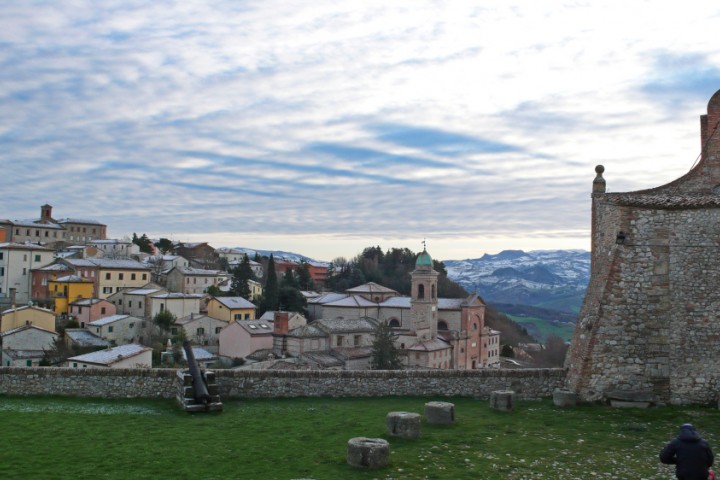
[{"left": 273, "top": 248, "right": 501, "bottom": 370}]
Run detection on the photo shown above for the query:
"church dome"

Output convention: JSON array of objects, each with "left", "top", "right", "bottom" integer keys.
[{"left": 415, "top": 249, "right": 433, "bottom": 268}]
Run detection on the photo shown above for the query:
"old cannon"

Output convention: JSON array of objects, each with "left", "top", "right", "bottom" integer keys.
[{"left": 177, "top": 340, "right": 222, "bottom": 412}]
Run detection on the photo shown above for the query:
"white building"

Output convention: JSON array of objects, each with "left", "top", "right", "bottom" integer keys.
[
  {"left": 0, "top": 242, "right": 55, "bottom": 304},
  {"left": 1, "top": 324, "right": 58, "bottom": 367},
  {"left": 66, "top": 343, "right": 152, "bottom": 368},
  {"left": 88, "top": 314, "right": 155, "bottom": 345}
]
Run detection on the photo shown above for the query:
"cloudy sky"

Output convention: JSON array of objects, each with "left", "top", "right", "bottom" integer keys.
[{"left": 1, "top": 1, "right": 719, "bottom": 262}]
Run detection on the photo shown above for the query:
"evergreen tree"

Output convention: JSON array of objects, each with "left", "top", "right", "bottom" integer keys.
[
  {"left": 231, "top": 255, "right": 253, "bottom": 299},
  {"left": 154, "top": 237, "right": 174, "bottom": 254},
  {"left": 282, "top": 266, "right": 298, "bottom": 288},
  {"left": 370, "top": 321, "right": 403, "bottom": 370},
  {"left": 278, "top": 285, "right": 307, "bottom": 314},
  {"left": 132, "top": 232, "right": 154, "bottom": 254},
  {"left": 153, "top": 310, "right": 176, "bottom": 331},
  {"left": 262, "top": 254, "right": 279, "bottom": 312},
  {"left": 297, "top": 262, "right": 315, "bottom": 291}
]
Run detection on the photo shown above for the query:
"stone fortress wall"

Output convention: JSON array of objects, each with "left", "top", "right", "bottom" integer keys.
[
  {"left": 565, "top": 88, "right": 720, "bottom": 405},
  {"left": 0, "top": 367, "right": 565, "bottom": 400}
]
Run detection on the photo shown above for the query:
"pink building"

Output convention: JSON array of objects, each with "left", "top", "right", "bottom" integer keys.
[
  {"left": 69, "top": 298, "right": 116, "bottom": 328},
  {"left": 219, "top": 319, "right": 274, "bottom": 360}
]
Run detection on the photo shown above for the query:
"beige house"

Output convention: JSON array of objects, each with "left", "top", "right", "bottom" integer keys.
[
  {"left": 66, "top": 343, "right": 152, "bottom": 368},
  {"left": 219, "top": 319, "right": 274, "bottom": 360},
  {"left": 0, "top": 242, "right": 55, "bottom": 305},
  {"left": 1, "top": 324, "right": 59, "bottom": 366},
  {"left": 149, "top": 292, "right": 203, "bottom": 320},
  {"left": 166, "top": 266, "right": 218, "bottom": 295},
  {"left": 107, "top": 283, "right": 165, "bottom": 319},
  {"left": 86, "top": 239, "right": 140, "bottom": 258},
  {"left": 88, "top": 314, "right": 154, "bottom": 345},
  {"left": 207, "top": 296, "right": 257, "bottom": 322},
  {"left": 0, "top": 304, "right": 56, "bottom": 333},
  {"left": 171, "top": 313, "right": 228, "bottom": 352}
]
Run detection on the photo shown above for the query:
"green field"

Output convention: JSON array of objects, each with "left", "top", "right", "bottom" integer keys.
[
  {"left": 0, "top": 395, "right": 716, "bottom": 479},
  {"left": 507, "top": 314, "right": 575, "bottom": 342}
]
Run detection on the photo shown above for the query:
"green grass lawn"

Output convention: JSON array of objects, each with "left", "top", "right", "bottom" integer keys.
[{"left": 1, "top": 395, "right": 717, "bottom": 479}]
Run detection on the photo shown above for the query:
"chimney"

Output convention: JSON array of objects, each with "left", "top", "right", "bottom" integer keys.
[
  {"left": 40, "top": 204, "right": 53, "bottom": 223},
  {"left": 273, "top": 311, "right": 289, "bottom": 335}
]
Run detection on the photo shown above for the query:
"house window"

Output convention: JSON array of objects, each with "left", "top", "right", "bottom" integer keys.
[
  {"left": 418, "top": 284, "right": 425, "bottom": 299},
  {"left": 197, "top": 327, "right": 204, "bottom": 335},
  {"left": 103, "top": 287, "right": 112, "bottom": 294},
  {"left": 108, "top": 326, "right": 114, "bottom": 333},
  {"left": 336, "top": 336, "right": 344, "bottom": 347},
  {"left": 438, "top": 321, "right": 448, "bottom": 331},
  {"left": 129, "top": 323, "right": 135, "bottom": 329},
  {"left": 0, "top": 267, "right": 4, "bottom": 276},
  {"left": 73, "top": 362, "right": 78, "bottom": 368},
  {"left": 138, "top": 301, "right": 142, "bottom": 308},
  {"left": 34, "top": 254, "right": 41, "bottom": 261},
  {"left": 234, "top": 314, "right": 241, "bottom": 321},
  {"left": 45, "top": 231, "right": 49, "bottom": 237},
  {"left": 171, "top": 327, "right": 178, "bottom": 335},
  {"left": 354, "top": 335, "right": 361, "bottom": 346},
  {"left": 160, "top": 303, "right": 165, "bottom": 311},
  {"left": 389, "top": 319, "right": 400, "bottom": 328},
  {"left": 26, "top": 360, "right": 32, "bottom": 366},
  {"left": 215, "top": 327, "right": 222, "bottom": 334},
  {"left": 105, "top": 273, "right": 111, "bottom": 280},
  {"left": 131, "top": 273, "right": 136, "bottom": 280},
  {"left": 244, "top": 313, "right": 250, "bottom": 320},
  {"left": 22, "top": 268, "right": 27, "bottom": 275},
  {"left": 101, "top": 307, "right": 106, "bottom": 314},
  {"left": 128, "top": 301, "right": 132, "bottom": 308},
  {"left": 142, "top": 273, "right": 147, "bottom": 280},
  {"left": 118, "top": 273, "right": 124, "bottom": 280}
]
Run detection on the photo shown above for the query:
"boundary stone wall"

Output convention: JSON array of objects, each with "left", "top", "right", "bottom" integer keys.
[{"left": 0, "top": 367, "right": 565, "bottom": 400}]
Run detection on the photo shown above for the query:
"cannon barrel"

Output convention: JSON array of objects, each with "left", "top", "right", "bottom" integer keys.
[{"left": 183, "top": 340, "right": 211, "bottom": 405}]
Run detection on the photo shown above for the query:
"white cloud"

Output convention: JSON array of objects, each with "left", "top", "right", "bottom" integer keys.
[{"left": 1, "top": 0, "right": 719, "bottom": 260}]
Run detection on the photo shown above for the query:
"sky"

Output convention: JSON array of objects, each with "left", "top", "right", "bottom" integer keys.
[{"left": 1, "top": 1, "right": 719, "bottom": 262}]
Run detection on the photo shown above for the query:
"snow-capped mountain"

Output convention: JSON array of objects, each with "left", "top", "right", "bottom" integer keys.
[
  {"left": 444, "top": 250, "right": 591, "bottom": 313},
  {"left": 225, "top": 247, "right": 329, "bottom": 266}
]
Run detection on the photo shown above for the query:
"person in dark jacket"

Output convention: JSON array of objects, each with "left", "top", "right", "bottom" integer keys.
[{"left": 660, "top": 423, "right": 714, "bottom": 480}]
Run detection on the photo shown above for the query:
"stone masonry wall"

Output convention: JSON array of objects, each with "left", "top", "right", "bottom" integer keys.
[
  {"left": 566, "top": 202, "right": 720, "bottom": 405},
  {"left": 0, "top": 367, "right": 565, "bottom": 400}
]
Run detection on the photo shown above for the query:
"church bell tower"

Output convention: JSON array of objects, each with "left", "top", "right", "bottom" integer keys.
[{"left": 410, "top": 246, "right": 439, "bottom": 342}]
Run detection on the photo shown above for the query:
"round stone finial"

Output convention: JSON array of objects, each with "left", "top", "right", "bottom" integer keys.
[{"left": 593, "top": 165, "right": 606, "bottom": 193}]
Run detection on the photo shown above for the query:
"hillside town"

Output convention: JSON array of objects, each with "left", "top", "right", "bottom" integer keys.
[{"left": 0, "top": 205, "right": 501, "bottom": 370}]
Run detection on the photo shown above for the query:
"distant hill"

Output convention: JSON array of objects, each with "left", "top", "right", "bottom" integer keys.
[
  {"left": 225, "top": 247, "right": 329, "bottom": 265},
  {"left": 444, "top": 250, "right": 590, "bottom": 314}
]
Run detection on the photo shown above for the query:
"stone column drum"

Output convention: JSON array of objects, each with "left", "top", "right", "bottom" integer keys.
[
  {"left": 386, "top": 411, "right": 421, "bottom": 439},
  {"left": 346, "top": 437, "right": 390, "bottom": 469},
  {"left": 424, "top": 401, "right": 455, "bottom": 425},
  {"left": 553, "top": 389, "right": 577, "bottom": 407},
  {"left": 490, "top": 390, "right": 515, "bottom": 411}
]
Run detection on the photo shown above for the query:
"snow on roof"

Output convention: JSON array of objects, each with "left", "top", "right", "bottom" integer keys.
[
  {"left": 0, "top": 242, "right": 54, "bottom": 250},
  {"left": 64, "top": 329, "right": 110, "bottom": 347},
  {"left": 237, "top": 320, "right": 274, "bottom": 335},
  {"left": 64, "top": 258, "right": 150, "bottom": 270},
  {"left": 213, "top": 296, "right": 257, "bottom": 309},
  {"left": 0, "top": 324, "right": 58, "bottom": 337},
  {"left": 88, "top": 314, "right": 131, "bottom": 326},
  {"left": 151, "top": 292, "right": 204, "bottom": 299},
  {"left": 346, "top": 282, "right": 399, "bottom": 294},
  {"left": 57, "top": 217, "right": 105, "bottom": 226},
  {"left": 174, "top": 266, "right": 218, "bottom": 276},
  {"left": 126, "top": 288, "right": 164, "bottom": 296},
  {"left": 67, "top": 344, "right": 150, "bottom": 365},
  {"left": 407, "top": 338, "right": 451, "bottom": 352},
  {"left": 315, "top": 316, "right": 378, "bottom": 333},
  {"left": 323, "top": 295, "right": 378, "bottom": 308},
  {"left": 70, "top": 298, "right": 107, "bottom": 306},
  {"left": 1, "top": 304, "right": 55, "bottom": 315},
  {"left": 37, "top": 263, "right": 73, "bottom": 271},
  {"left": 182, "top": 346, "right": 216, "bottom": 362},
  {"left": 307, "top": 292, "right": 348, "bottom": 305},
  {"left": 52, "top": 275, "right": 88, "bottom": 282}
]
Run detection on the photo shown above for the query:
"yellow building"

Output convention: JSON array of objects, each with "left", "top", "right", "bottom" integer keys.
[
  {"left": 49, "top": 274, "right": 95, "bottom": 316},
  {"left": 206, "top": 296, "right": 257, "bottom": 322},
  {"left": 0, "top": 304, "right": 56, "bottom": 332}
]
